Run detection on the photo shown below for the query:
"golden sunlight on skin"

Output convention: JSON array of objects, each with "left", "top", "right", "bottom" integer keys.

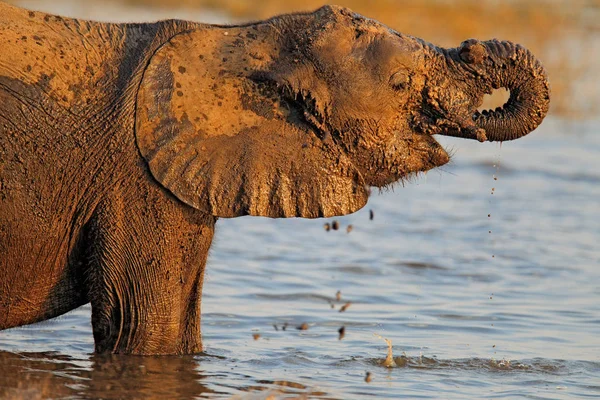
[{"left": 9, "top": 0, "right": 597, "bottom": 117}]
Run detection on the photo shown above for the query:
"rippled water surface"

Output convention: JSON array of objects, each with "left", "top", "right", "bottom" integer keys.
[{"left": 1, "top": 2, "right": 599, "bottom": 399}]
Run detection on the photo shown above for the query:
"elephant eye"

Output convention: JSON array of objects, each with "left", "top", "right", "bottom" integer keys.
[{"left": 389, "top": 68, "right": 410, "bottom": 90}]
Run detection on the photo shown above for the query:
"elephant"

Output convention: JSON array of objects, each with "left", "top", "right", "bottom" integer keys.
[{"left": 0, "top": 2, "right": 549, "bottom": 354}]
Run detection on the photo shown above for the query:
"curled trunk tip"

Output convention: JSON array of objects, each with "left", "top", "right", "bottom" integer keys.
[{"left": 474, "top": 40, "right": 550, "bottom": 142}]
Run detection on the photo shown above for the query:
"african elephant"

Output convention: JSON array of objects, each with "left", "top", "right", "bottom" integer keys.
[{"left": 0, "top": 3, "right": 549, "bottom": 354}]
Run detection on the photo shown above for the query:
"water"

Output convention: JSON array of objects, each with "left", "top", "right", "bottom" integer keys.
[{"left": 1, "top": 2, "right": 600, "bottom": 399}]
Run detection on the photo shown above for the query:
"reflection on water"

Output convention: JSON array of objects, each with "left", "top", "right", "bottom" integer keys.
[
  {"left": 0, "top": 351, "right": 218, "bottom": 399},
  {"left": 0, "top": 1, "right": 599, "bottom": 399},
  {"left": 0, "top": 349, "right": 334, "bottom": 399},
  {"left": 2, "top": 348, "right": 599, "bottom": 399}
]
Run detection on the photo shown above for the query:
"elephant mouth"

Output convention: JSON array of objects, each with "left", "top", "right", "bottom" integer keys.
[{"left": 416, "top": 93, "right": 492, "bottom": 143}]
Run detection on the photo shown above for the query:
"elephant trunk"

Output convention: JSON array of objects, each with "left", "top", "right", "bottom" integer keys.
[
  {"left": 430, "top": 39, "right": 550, "bottom": 142},
  {"left": 470, "top": 40, "right": 550, "bottom": 142}
]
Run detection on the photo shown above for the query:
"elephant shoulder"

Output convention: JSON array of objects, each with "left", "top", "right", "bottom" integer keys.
[{"left": 0, "top": 4, "right": 126, "bottom": 110}]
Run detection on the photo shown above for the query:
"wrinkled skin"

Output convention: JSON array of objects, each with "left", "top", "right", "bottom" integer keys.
[{"left": 0, "top": 3, "right": 549, "bottom": 354}]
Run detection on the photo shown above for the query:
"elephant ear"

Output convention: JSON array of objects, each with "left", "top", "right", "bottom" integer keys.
[{"left": 135, "top": 27, "right": 368, "bottom": 218}]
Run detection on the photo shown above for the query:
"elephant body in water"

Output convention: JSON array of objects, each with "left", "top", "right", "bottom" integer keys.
[{"left": 0, "top": 3, "right": 549, "bottom": 354}]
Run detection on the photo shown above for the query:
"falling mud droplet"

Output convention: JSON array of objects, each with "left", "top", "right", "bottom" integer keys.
[{"left": 297, "top": 323, "right": 309, "bottom": 331}]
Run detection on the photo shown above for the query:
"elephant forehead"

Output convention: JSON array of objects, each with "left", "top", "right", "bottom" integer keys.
[
  {"left": 365, "top": 35, "right": 423, "bottom": 69},
  {"left": 311, "top": 22, "right": 355, "bottom": 57}
]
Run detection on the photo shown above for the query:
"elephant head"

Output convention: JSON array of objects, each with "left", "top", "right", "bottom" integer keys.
[{"left": 135, "top": 6, "right": 549, "bottom": 218}]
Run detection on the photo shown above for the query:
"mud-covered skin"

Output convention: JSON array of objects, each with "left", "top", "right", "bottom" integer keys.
[
  {"left": 0, "top": 4, "right": 208, "bottom": 354},
  {"left": 0, "top": 3, "right": 549, "bottom": 354}
]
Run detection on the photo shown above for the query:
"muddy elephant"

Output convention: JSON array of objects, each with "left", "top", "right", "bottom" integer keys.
[{"left": 0, "top": 3, "right": 549, "bottom": 354}]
